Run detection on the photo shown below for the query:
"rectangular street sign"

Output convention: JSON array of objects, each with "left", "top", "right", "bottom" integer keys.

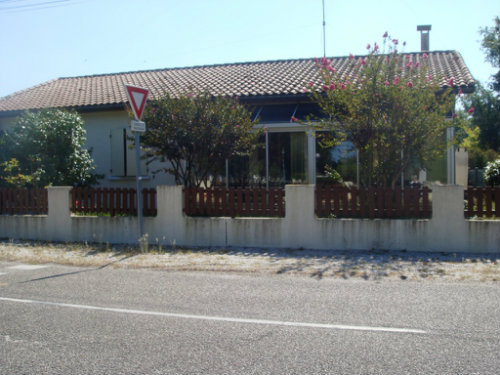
[{"left": 131, "top": 120, "right": 146, "bottom": 133}]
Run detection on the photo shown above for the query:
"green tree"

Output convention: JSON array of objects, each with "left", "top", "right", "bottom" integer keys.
[
  {"left": 309, "top": 34, "right": 454, "bottom": 187},
  {"left": 456, "top": 17, "right": 500, "bottom": 167},
  {"left": 480, "top": 16, "right": 500, "bottom": 93},
  {"left": 141, "top": 92, "right": 259, "bottom": 188},
  {"left": 2, "top": 109, "right": 99, "bottom": 187}
]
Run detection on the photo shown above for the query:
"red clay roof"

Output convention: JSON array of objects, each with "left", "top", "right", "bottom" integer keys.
[{"left": 0, "top": 51, "right": 475, "bottom": 113}]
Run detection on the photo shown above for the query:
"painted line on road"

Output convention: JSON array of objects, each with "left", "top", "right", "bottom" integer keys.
[
  {"left": 8, "top": 265, "right": 48, "bottom": 271},
  {"left": 0, "top": 296, "right": 426, "bottom": 335}
]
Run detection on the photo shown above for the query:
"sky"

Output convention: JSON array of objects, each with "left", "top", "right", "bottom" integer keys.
[{"left": 0, "top": 0, "right": 498, "bottom": 98}]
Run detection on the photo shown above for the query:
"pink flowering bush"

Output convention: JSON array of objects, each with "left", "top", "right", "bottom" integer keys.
[{"left": 309, "top": 33, "right": 455, "bottom": 187}]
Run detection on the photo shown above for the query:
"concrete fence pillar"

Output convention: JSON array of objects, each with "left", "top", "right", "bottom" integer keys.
[
  {"left": 429, "top": 184, "right": 467, "bottom": 251},
  {"left": 283, "top": 184, "right": 317, "bottom": 248},
  {"left": 47, "top": 186, "right": 72, "bottom": 241},
  {"left": 153, "top": 185, "right": 185, "bottom": 245}
]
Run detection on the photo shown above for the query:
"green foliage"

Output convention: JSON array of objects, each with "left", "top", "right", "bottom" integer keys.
[
  {"left": 461, "top": 125, "right": 499, "bottom": 168},
  {"left": 1, "top": 109, "right": 99, "bottom": 188},
  {"left": 455, "top": 18, "right": 500, "bottom": 167},
  {"left": 480, "top": 16, "right": 500, "bottom": 92},
  {"left": 142, "top": 91, "right": 260, "bottom": 188},
  {"left": 310, "top": 34, "right": 454, "bottom": 187},
  {"left": 323, "top": 165, "right": 343, "bottom": 184},
  {"left": 483, "top": 158, "right": 500, "bottom": 186},
  {"left": 0, "top": 158, "right": 37, "bottom": 188},
  {"left": 459, "top": 83, "right": 500, "bottom": 153}
]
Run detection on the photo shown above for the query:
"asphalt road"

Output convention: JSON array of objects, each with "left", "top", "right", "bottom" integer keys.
[{"left": 1, "top": 261, "right": 499, "bottom": 374}]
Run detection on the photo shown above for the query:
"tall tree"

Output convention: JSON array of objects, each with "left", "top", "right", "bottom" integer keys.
[
  {"left": 309, "top": 34, "right": 454, "bottom": 187},
  {"left": 480, "top": 16, "right": 500, "bottom": 93},
  {"left": 1, "top": 109, "right": 99, "bottom": 187},
  {"left": 141, "top": 92, "right": 259, "bottom": 188},
  {"left": 457, "top": 17, "right": 500, "bottom": 166}
]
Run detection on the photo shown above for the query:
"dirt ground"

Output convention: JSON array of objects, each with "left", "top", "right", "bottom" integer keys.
[{"left": 0, "top": 240, "right": 499, "bottom": 282}]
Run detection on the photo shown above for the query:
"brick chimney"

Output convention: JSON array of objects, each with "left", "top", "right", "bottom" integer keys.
[{"left": 417, "top": 25, "right": 431, "bottom": 51}]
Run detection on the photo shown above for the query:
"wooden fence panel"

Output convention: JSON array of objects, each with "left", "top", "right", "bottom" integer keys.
[
  {"left": 70, "top": 187, "right": 156, "bottom": 216},
  {"left": 315, "top": 186, "right": 432, "bottom": 219},
  {"left": 0, "top": 188, "right": 48, "bottom": 215},
  {"left": 183, "top": 187, "right": 285, "bottom": 217},
  {"left": 464, "top": 187, "right": 500, "bottom": 218}
]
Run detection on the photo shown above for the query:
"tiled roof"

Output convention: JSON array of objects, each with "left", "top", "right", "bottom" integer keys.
[{"left": 0, "top": 51, "right": 475, "bottom": 114}]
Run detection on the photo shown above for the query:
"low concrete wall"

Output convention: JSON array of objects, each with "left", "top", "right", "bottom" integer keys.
[{"left": 1, "top": 185, "right": 499, "bottom": 253}]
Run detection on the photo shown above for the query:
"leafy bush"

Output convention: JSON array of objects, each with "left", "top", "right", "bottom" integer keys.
[{"left": 483, "top": 158, "right": 500, "bottom": 186}]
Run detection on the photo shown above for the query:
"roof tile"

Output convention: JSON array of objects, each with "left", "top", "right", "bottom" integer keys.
[{"left": 0, "top": 51, "right": 475, "bottom": 113}]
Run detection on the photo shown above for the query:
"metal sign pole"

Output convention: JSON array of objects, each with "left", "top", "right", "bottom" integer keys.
[
  {"left": 135, "top": 131, "right": 144, "bottom": 238},
  {"left": 124, "top": 84, "right": 149, "bottom": 243}
]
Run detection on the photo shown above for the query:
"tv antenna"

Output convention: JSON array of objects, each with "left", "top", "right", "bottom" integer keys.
[{"left": 322, "top": 0, "right": 326, "bottom": 57}]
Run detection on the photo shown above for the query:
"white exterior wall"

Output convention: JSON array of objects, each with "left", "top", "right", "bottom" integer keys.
[
  {"left": 1, "top": 185, "right": 498, "bottom": 254},
  {"left": 82, "top": 111, "right": 176, "bottom": 188}
]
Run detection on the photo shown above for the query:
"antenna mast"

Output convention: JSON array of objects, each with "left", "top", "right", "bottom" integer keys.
[{"left": 322, "top": 0, "right": 326, "bottom": 57}]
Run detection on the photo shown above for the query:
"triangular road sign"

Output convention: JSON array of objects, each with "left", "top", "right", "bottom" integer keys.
[{"left": 125, "top": 84, "right": 149, "bottom": 120}]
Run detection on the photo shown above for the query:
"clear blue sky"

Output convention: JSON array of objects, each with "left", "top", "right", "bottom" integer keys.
[{"left": 0, "top": 0, "right": 498, "bottom": 98}]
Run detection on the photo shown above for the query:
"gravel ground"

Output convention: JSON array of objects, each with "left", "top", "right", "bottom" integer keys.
[{"left": 0, "top": 240, "right": 499, "bottom": 282}]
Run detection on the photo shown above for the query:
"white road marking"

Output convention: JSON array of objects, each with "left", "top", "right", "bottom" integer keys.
[
  {"left": 0, "top": 296, "right": 426, "bottom": 335},
  {"left": 8, "top": 265, "right": 48, "bottom": 271}
]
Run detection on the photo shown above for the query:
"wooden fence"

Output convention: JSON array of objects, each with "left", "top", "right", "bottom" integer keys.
[
  {"left": 464, "top": 187, "right": 500, "bottom": 218},
  {"left": 316, "top": 185, "right": 432, "bottom": 219},
  {"left": 0, "top": 188, "right": 48, "bottom": 215},
  {"left": 71, "top": 187, "right": 157, "bottom": 216},
  {"left": 183, "top": 187, "right": 285, "bottom": 217}
]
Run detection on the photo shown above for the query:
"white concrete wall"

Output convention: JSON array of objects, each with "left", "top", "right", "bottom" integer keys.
[{"left": 1, "top": 185, "right": 499, "bottom": 253}]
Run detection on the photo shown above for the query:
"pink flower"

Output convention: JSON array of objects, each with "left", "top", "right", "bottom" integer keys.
[
  {"left": 340, "top": 83, "right": 346, "bottom": 90},
  {"left": 407, "top": 81, "right": 413, "bottom": 88},
  {"left": 392, "top": 39, "right": 399, "bottom": 45},
  {"left": 322, "top": 85, "right": 329, "bottom": 91},
  {"left": 393, "top": 76, "right": 400, "bottom": 85},
  {"left": 415, "top": 62, "right": 420, "bottom": 68},
  {"left": 451, "top": 113, "right": 457, "bottom": 118},
  {"left": 321, "top": 57, "right": 331, "bottom": 67},
  {"left": 374, "top": 42, "right": 379, "bottom": 52},
  {"left": 383, "top": 31, "right": 388, "bottom": 38},
  {"left": 291, "top": 116, "right": 298, "bottom": 122},
  {"left": 448, "top": 78, "right": 454, "bottom": 87},
  {"left": 467, "top": 107, "right": 475, "bottom": 114},
  {"left": 308, "top": 81, "right": 314, "bottom": 87},
  {"left": 349, "top": 53, "right": 355, "bottom": 60},
  {"left": 329, "top": 83, "right": 336, "bottom": 90},
  {"left": 405, "top": 62, "right": 413, "bottom": 69},
  {"left": 360, "top": 58, "right": 366, "bottom": 65},
  {"left": 366, "top": 43, "right": 371, "bottom": 50},
  {"left": 426, "top": 75, "right": 432, "bottom": 82},
  {"left": 457, "top": 88, "right": 463, "bottom": 97},
  {"left": 384, "top": 80, "right": 390, "bottom": 86},
  {"left": 235, "top": 124, "right": 241, "bottom": 128},
  {"left": 327, "top": 65, "right": 335, "bottom": 73},
  {"left": 423, "top": 53, "right": 428, "bottom": 59}
]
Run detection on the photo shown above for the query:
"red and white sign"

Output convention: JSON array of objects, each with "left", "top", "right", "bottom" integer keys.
[{"left": 125, "top": 84, "right": 149, "bottom": 121}]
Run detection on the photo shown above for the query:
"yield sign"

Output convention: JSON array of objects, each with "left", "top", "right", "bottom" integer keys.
[{"left": 125, "top": 84, "right": 149, "bottom": 121}]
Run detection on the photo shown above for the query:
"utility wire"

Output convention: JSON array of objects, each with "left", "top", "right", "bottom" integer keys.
[{"left": 0, "top": 0, "right": 79, "bottom": 13}]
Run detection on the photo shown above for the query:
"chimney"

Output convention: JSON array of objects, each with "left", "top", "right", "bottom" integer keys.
[{"left": 417, "top": 25, "right": 431, "bottom": 51}]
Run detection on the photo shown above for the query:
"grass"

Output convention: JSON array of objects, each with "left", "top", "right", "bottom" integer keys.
[{"left": 0, "top": 239, "right": 499, "bottom": 282}]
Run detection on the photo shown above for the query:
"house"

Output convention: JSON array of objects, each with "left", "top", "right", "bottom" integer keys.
[{"left": 0, "top": 50, "right": 475, "bottom": 188}]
